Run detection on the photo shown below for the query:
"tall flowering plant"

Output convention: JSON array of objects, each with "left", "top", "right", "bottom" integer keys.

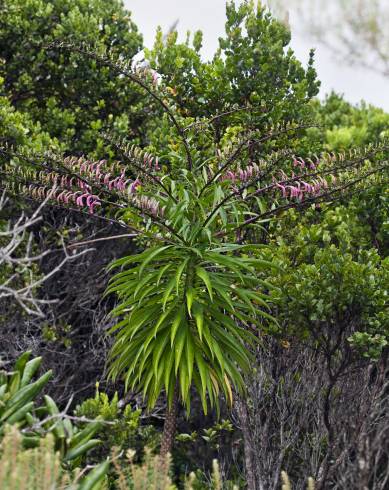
[{"left": 1, "top": 43, "right": 388, "bottom": 454}]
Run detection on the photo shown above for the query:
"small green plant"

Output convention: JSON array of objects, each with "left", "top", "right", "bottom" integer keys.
[
  {"left": 0, "top": 352, "right": 103, "bottom": 465},
  {"left": 0, "top": 351, "right": 52, "bottom": 431},
  {"left": 75, "top": 384, "right": 159, "bottom": 458},
  {"left": 177, "top": 419, "right": 233, "bottom": 451}
]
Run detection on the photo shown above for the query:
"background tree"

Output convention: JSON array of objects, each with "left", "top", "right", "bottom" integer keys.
[
  {"left": 145, "top": 0, "right": 319, "bottom": 149},
  {"left": 0, "top": 0, "right": 144, "bottom": 155},
  {"left": 269, "top": 0, "right": 389, "bottom": 77},
  {"left": 232, "top": 88, "right": 389, "bottom": 488},
  {"left": 235, "top": 202, "right": 389, "bottom": 488}
]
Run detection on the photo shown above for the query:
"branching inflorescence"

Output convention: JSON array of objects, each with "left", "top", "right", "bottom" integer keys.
[
  {"left": 2, "top": 41, "right": 387, "bottom": 237},
  {"left": 2, "top": 142, "right": 387, "bottom": 234}
]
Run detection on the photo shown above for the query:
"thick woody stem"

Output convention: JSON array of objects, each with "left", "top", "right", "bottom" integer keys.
[{"left": 160, "top": 383, "right": 179, "bottom": 457}]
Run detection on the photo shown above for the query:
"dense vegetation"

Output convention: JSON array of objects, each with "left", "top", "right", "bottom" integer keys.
[{"left": 0, "top": 1, "right": 388, "bottom": 489}]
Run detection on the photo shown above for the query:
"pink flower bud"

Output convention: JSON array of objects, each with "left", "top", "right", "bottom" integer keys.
[
  {"left": 56, "top": 190, "right": 66, "bottom": 203},
  {"left": 88, "top": 201, "right": 101, "bottom": 214},
  {"left": 276, "top": 183, "right": 287, "bottom": 198},
  {"left": 86, "top": 194, "right": 99, "bottom": 207},
  {"left": 129, "top": 178, "right": 141, "bottom": 193},
  {"left": 76, "top": 193, "right": 90, "bottom": 207},
  {"left": 95, "top": 162, "right": 104, "bottom": 178}
]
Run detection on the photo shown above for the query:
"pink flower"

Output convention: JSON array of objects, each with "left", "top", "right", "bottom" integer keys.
[
  {"left": 276, "top": 182, "right": 287, "bottom": 198},
  {"left": 115, "top": 177, "right": 128, "bottom": 191},
  {"left": 63, "top": 192, "right": 73, "bottom": 203},
  {"left": 88, "top": 201, "right": 101, "bottom": 214},
  {"left": 294, "top": 182, "right": 302, "bottom": 198},
  {"left": 311, "top": 180, "right": 321, "bottom": 195},
  {"left": 76, "top": 193, "right": 90, "bottom": 206},
  {"left": 151, "top": 70, "right": 159, "bottom": 85},
  {"left": 86, "top": 194, "right": 99, "bottom": 207},
  {"left": 319, "top": 176, "right": 328, "bottom": 189},
  {"left": 224, "top": 171, "right": 235, "bottom": 181},
  {"left": 72, "top": 191, "right": 82, "bottom": 203},
  {"left": 78, "top": 180, "right": 91, "bottom": 191},
  {"left": 108, "top": 178, "right": 117, "bottom": 190},
  {"left": 287, "top": 185, "right": 297, "bottom": 198},
  {"left": 87, "top": 162, "right": 97, "bottom": 175},
  {"left": 129, "top": 178, "right": 141, "bottom": 193},
  {"left": 95, "top": 162, "right": 104, "bottom": 178},
  {"left": 301, "top": 181, "right": 312, "bottom": 193},
  {"left": 56, "top": 190, "right": 66, "bottom": 203}
]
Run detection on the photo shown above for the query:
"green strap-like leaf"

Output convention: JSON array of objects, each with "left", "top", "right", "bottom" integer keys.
[
  {"left": 195, "top": 266, "right": 213, "bottom": 301},
  {"left": 186, "top": 287, "right": 195, "bottom": 317},
  {"left": 192, "top": 302, "right": 204, "bottom": 340},
  {"left": 175, "top": 258, "right": 190, "bottom": 294},
  {"left": 138, "top": 245, "right": 173, "bottom": 276}
]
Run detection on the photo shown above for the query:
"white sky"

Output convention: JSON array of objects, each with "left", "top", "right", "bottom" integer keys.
[{"left": 126, "top": 0, "right": 389, "bottom": 112}]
